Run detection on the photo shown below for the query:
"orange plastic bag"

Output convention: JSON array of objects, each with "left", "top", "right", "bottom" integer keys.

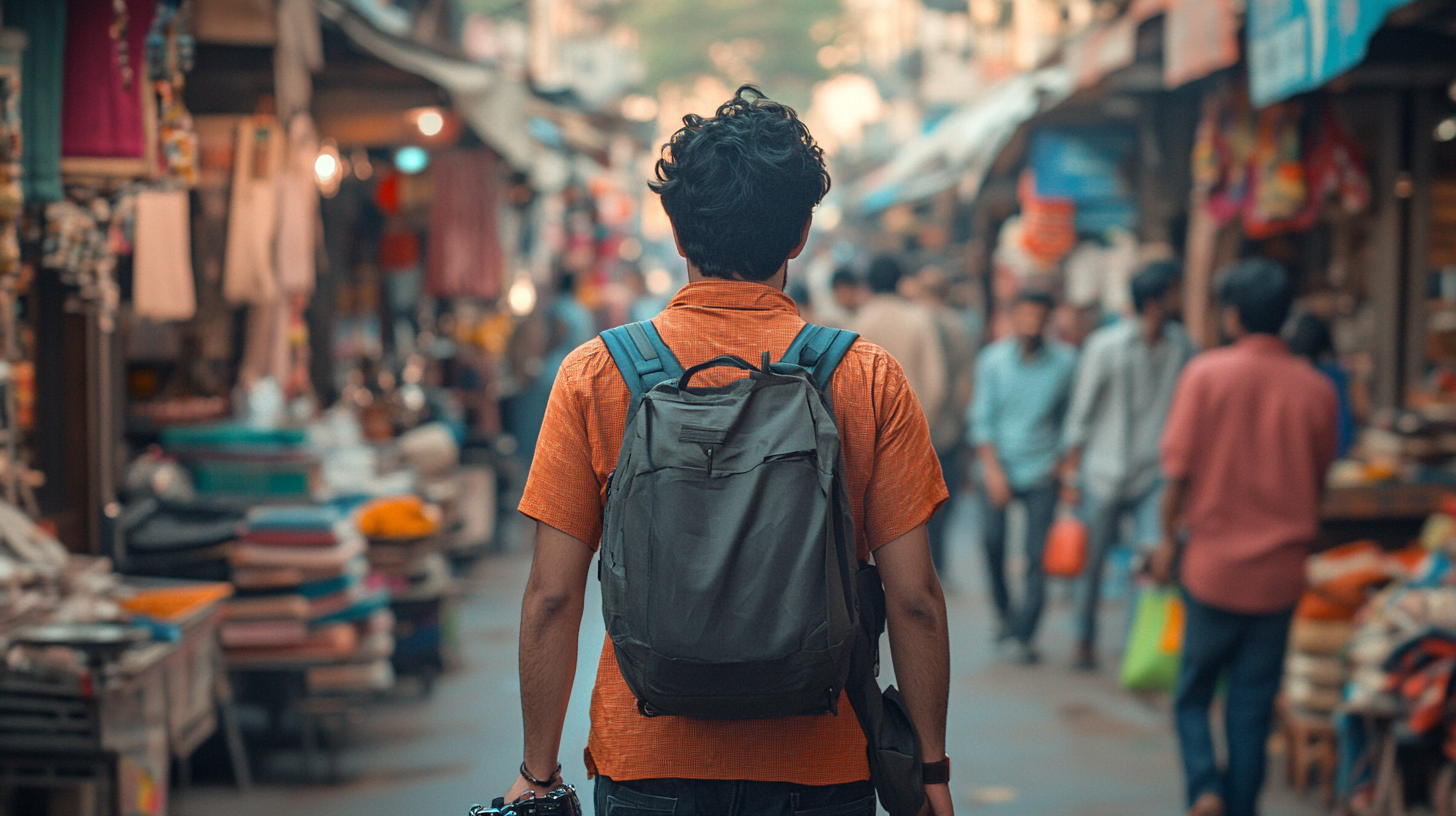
[{"left": 1043, "top": 515, "right": 1089, "bottom": 578}]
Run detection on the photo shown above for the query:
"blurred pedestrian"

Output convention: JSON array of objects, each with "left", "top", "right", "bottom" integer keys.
[
  {"left": 1287, "top": 312, "right": 1354, "bottom": 458},
  {"left": 1152, "top": 259, "right": 1338, "bottom": 816},
  {"left": 1061, "top": 260, "right": 1194, "bottom": 671},
  {"left": 853, "top": 256, "right": 947, "bottom": 420},
  {"left": 831, "top": 265, "right": 868, "bottom": 318},
  {"left": 970, "top": 290, "right": 1076, "bottom": 664},
  {"left": 623, "top": 264, "right": 669, "bottom": 324},
  {"left": 510, "top": 86, "right": 953, "bottom": 816},
  {"left": 910, "top": 266, "right": 976, "bottom": 575}
]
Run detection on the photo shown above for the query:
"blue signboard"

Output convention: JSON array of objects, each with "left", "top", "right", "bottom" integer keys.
[
  {"left": 1028, "top": 128, "right": 1137, "bottom": 232},
  {"left": 1247, "top": 0, "right": 1418, "bottom": 108}
]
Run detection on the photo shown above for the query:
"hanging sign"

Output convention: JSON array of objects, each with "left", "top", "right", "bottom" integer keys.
[{"left": 1247, "top": 0, "right": 1418, "bottom": 108}]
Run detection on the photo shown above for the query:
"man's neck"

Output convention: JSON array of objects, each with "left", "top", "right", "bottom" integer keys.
[
  {"left": 1018, "top": 335, "right": 1043, "bottom": 358},
  {"left": 1139, "top": 313, "right": 1165, "bottom": 345},
  {"left": 685, "top": 262, "right": 787, "bottom": 291}
]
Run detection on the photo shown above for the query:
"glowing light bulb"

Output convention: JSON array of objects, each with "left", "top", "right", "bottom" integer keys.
[
  {"left": 507, "top": 276, "right": 537, "bottom": 315},
  {"left": 417, "top": 109, "right": 444, "bottom": 137}
]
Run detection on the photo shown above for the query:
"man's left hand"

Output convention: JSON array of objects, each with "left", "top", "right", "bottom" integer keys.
[{"left": 922, "top": 783, "right": 954, "bottom": 816}]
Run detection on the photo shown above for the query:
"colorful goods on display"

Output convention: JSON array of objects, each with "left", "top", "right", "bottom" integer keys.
[{"left": 1192, "top": 91, "right": 1371, "bottom": 240}]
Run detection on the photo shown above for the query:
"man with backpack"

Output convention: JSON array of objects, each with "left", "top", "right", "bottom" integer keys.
[{"left": 509, "top": 87, "right": 953, "bottom": 816}]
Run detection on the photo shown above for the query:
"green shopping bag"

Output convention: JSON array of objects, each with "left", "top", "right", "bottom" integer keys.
[{"left": 1120, "top": 586, "right": 1185, "bottom": 692}]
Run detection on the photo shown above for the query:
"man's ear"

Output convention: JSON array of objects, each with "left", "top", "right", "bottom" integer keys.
[
  {"left": 787, "top": 216, "right": 814, "bottom": 260},
  {"left": 670, "top": 217, "right": 687, "bottom": 259}
]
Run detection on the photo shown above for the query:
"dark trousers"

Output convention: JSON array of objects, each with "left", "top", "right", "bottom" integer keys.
[
  {"left": 926, "top": 445, "right": 964, "bottom": 574},
  {"left": 1076, "top": 482, "right": 1163, "bottom": 651},
  {"left": 1175, "top": 594, "right": 1294, "bottom": 816},
  {"left": 596, "top": 776, "right": 875, "bottom": 816},
  {"left": 979, "top": 480, "right": 1058, "bottom": 645}
]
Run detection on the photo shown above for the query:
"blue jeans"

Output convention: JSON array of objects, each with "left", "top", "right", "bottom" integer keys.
[
  {"left": 979, "top": 480, "right": 1058, "bottom": 645},
  {"left": 926, "top": 445, "right": 964, "bottom": 574},
  {"left": 1175, "top": 594, "right": 1294, "bottom": 816},
  {"left": 1076, "top": 481, "right": 1163, "bottom": 650},
  {"left": 595, "top": 776, "right": 875, "bottom": 816}
]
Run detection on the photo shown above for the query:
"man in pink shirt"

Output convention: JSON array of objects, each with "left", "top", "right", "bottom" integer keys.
[{"left": 1152, "top": 258, "right": 1338, "bottom": 816}]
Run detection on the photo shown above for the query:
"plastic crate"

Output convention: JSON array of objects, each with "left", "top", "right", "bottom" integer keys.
[{"left": 189, "top": 458, "right": 315, "bottom": 498}]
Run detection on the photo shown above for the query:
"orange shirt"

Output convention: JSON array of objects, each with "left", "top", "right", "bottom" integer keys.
[{"left": 519, "top": 279, "right": 947, "bottom": 785}]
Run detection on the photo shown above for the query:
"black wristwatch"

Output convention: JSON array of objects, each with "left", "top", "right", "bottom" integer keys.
[
  {"left": 923, "top": 755, "right": 950, "bottom": 785},
  {"left": 520, "top": 760, "right": 562, "bottom": 787}
]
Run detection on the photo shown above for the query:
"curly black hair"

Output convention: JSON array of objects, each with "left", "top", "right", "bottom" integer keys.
[{"left": 651, "top": 85, "right": 830, "bottom": 282}]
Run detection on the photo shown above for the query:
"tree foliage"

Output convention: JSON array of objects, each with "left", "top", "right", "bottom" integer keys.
[{"left": 623, "top": 0, "right": 841, "bottom": 103}]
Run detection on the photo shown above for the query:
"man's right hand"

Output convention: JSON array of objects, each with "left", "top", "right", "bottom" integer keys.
[
  {"left": 983, "top": 463, "right": 1012, "bottom": 509},
  {"left": 1147, "top": 538, "right": 1177, "bottom": 586}
]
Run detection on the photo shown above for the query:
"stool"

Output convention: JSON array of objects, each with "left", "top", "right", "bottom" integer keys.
[{"left": 1281, "top": 703, "right": 1339, "bottom": 806}]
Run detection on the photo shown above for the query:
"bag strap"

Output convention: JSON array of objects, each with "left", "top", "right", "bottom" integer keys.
[
  {"left": 600, "top": 321, "right": 685, "bottom": 405},
  {"left": 782, "top": 323, "right": 859, "bottom": 392}
]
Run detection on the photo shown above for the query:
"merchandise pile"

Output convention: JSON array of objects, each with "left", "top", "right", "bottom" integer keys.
[
  {"left": 222, "top": 505, "right": 395, "bottom": 694},
  {"left": 356, "top": 495, "right": 456, "bottom": 681}
]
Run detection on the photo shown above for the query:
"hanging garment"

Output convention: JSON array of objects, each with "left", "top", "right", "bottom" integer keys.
[
  {"left": 238, "top": 298, "right": 290, "bottom": 389},
  {"left": 132, "top": 188, "right": 196, "bottom": 321},
  {"left": 223, "top": 116, "right": 282, "bottom": 305},
  {"left": 427, "top": 149, "right": 503, "bottom": 299},
  {"left": 273, "top": 0, "right": 322, "bottom": 120},
  {"left": 6, "top": 0, "right": 66, "bottom": 202},
  {"left": 274, "top": 114, "right": 318, "bottom": 295},
  {"left": 61, "top": 0, "right": 156, "bottom": 160}
]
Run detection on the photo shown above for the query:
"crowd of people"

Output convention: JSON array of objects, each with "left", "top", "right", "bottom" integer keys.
[{"left": 832, "top": 250, "right": 1343, "bottom": 816}]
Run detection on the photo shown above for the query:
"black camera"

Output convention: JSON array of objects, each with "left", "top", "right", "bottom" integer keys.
[{"left": 469, "top": 785, "right": 583, "bottom": 816}]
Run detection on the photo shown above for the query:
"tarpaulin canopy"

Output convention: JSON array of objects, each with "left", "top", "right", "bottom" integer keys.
[
  {"left": 1247, "top": 0, "right": 1419, "bottom": 107},
  {"left": 315, "top": 0, "right": 534, "bottom": 169},
  {"left": 854, "top": 67, "right": 1073, "bottom": 213}
]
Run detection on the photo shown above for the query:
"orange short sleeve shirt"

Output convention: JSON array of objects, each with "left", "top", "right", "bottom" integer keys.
[{"left": 518, "top": 279, "right": 948, "bottom": 786}]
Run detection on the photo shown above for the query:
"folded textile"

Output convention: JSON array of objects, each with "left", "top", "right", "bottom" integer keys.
[
  {"left": 220, "top": 618, "right": 309, "bottom": 648},
  {"left": 245, "top": 505, "right": 343, "bottom": 532},
  {"left": 224, "top": 594, "right": 310, "bottom": 621},
  {"left": 308, "top": 585, "right": 364, "bottom": 619},
  {"left": 231, "top": 534, "right": 364, "bottom": 570},
  {"left": 224, "top": 622, "right": 358, "bottom": 663},
  {"left": 232, "top": 566, "right": 306, "bottom": 590},
  {"left": 311, "top": 590, "right": 390, "bottom": 627},
  {"left": 357, "top": 495, "right": 440, "bottom": 540},
  {"left": 307, "top": 659, "right": 394, "bottom": 693},
  {"left": 240, "top": 529, "right": 339, "bottom": 548}
]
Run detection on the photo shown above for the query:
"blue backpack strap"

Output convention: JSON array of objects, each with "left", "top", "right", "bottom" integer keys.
[
  {"left": 600, "top": 320, "right": 685, "bottom": 402},
  {"left": 783, "top": 323, "right": 859, "bottom": 392}
]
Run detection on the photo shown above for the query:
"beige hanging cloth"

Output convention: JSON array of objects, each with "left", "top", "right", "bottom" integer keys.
[
  {"left": 132, "top": 188, "right": 196, "bottom": 321},
  {"left": 274, "top": 114, "right": 318, "bottom": 295},
  {"left": 224, "top": 116, "right": 283, "bottom": 305}
]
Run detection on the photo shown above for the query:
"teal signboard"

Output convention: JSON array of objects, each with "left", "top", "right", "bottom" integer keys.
[{"left": 1247, "top": 0, "right": 1417, "bottom": 107}]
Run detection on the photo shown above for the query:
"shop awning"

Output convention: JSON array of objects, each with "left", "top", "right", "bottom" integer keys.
[
  {"left": 853, "top": 67, "right": 1073, "bottom": 213},
  {"left": 1247, "top": 0, "right": 1419, "bottom": 107},
  {"left": 315, "top": 0, "right": 534, "bottom": 169}
]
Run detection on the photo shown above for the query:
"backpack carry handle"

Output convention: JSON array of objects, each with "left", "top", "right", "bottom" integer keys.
[{"left": 676, "top": 355, "right": 757, "bottom": 392}]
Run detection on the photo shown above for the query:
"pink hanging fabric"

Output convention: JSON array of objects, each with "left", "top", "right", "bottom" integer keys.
[
  {"left": 426, "top": 149, "right": 503, "bottom": 299},
  {"left": 62, "top": 0, "right": 156, "bottom": 160}
]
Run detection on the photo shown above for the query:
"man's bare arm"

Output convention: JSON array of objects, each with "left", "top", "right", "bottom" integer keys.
[
  {"left": 875, "top": 523, "right": 949, "bottom": 760},
  {"left": 1150, "top": 477, "right": 1189, "bottom": 584},
  {"left": 511, "top": 522, "right": 594, "bottom": 797}
]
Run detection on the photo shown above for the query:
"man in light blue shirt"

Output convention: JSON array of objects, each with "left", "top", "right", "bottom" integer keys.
[{"left": 971, "top": 290, "right": 1077, "bottom": 664}]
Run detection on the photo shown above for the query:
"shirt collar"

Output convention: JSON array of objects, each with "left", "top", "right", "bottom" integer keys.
[
  {"left": 1235, "top": 334, "right": 1290, "bottom": 355},
  {"left": 664, "top": 279, "right": 798, "bottom": 314}
]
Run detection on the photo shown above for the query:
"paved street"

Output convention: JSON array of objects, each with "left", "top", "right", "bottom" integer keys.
[{"left": 173, "top": 499, "right": 1328, "bottom": 816}]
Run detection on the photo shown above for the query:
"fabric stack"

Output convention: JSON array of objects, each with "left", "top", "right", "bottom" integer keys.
[
  {"left": 1285, "top": 542, "right": 1408, "bottom": 717},
  {"left": 222, "top": 505, "right": 395, "bottom": 693},
  {"left": 356, "top": 496, "right": 456, "bottom": 680}
]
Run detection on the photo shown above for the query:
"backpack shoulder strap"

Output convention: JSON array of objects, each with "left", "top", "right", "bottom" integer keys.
[
  {"left": 783, "top": 323, "right": 859, "bottom": 392},
  {"left": 600, "top": 320, "right": 686, "bottom": 403}
]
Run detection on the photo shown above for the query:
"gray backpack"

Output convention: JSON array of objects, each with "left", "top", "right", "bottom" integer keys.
[{"left": 598, "top": 321, "right": 860, "bottom": 720}]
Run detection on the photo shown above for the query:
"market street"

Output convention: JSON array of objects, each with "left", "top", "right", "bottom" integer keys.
[{"left": 172, "top": 503, "right": 1327, "bottom": 816}]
